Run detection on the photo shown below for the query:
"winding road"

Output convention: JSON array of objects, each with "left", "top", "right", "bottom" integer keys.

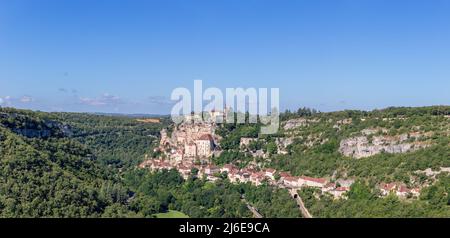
[
  {"left": 241, "top": 196, "right": 263, "bottom": 218},
  {"left": 288, "top": 188, "right": 313, "bottom": 218}
]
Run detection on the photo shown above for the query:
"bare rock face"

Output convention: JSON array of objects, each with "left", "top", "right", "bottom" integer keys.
[
  {"left": 417, "top": 167, "right": 450, "bottom": 177},
  {"left": 0, "top": 112, "right": 73, "bottom": 138},
  {"left": 275, "top": 137, "right": 294, "bottom": 154},
  {"left": 12, "top": 128, "right": 52, "bottom": 138},
  {"left": 240, "top": 137, "right": 258, "bottom": 148},
  {"left": 283, "top": 118, "right": 319, "bottom": 130},
  {"left": 45, "top": 120, "right": 73, "bottom": 137},
  {"left": 12, "top": 121, "right": 73, "bottom": 138},
  {"left": 339, "top": 132, "right": 430, "bottom": 159},
  {"left": 283, "top": 118, "right": 308, "bottom": 130},
  {"left": 361, "top": 128, "right": 388, "bottom": 136},
  {"left": 275, "top": 137, "right": 294, "bottom": 148}
]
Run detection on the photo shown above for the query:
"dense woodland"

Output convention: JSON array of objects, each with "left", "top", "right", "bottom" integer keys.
[{"left": 0, "top": 106, "right": 449, "bottom": 217}]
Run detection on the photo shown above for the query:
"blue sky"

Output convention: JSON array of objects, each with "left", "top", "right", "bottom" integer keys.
[{"left": 1, "top": 0, "right": 449, "bottom": 114}]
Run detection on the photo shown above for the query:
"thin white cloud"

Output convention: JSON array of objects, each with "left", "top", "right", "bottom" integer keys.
[
  {"left": 79, "top": 93, "right": 123, "bottom": 107},
  {"left": 0, "top": 95, "right": 35, "bottom": 106},
  {"left": 20, "top": 95, "right": 35, "bottom": 103},
  {"left": 0, "top": 96, "right": 12, "bottom": 106},
  {"left": 148, "top": 96, "right": 174, "bottom": 105}
]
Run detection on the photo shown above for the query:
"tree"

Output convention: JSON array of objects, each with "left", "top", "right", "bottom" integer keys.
[{"left": 266, "top": 142, "right": 278, "bottom": 155}]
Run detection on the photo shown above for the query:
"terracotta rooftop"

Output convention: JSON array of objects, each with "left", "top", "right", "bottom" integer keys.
[
  {"left": 380, "top": 182, "right": 397, "bottom": 191},
  {"left": 335, "top": 187, "right": 350, "bottom": 191},
  {"left": 223, "top": 164, "right": 237, "bottom": 170},
  {"left": 284, "top": 176, "right": 299, "bottom": 182},
  {"left": 265, "top": 168, "right": 276, "bottom": 173},
  {"left": 300, "top": 176, "right": 327, "bottom": 184},
  {"left": 325, "top": 183, "right": 336, "bottom": 188},
  {"left": 397, "top": 185, "right": 410, "bottom": 193},
  {"left": 206, "top": 164, "right": 219, "bottom": 170},
  {"left": 251, "top": 172, "right": 266, "bottom": 179},
  {"left": 178, "top": 165, "right": 190, "bottom": 170},
  {"left": 198, "top": 134, "right": 214, "bottom": 141},
  {"left": 279, "top": 172, "right": 292, "bottom": 178},
  {"left": 228, "top": 169, "right": 240, "bottom": 175}
]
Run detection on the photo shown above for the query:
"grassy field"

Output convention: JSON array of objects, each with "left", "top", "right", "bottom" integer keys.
[{"left": 154, "top": 210, "right": 189, "bottom": 218}]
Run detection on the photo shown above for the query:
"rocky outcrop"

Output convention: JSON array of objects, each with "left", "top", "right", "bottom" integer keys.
[
  {"left": 283, "top": 118, "right": 320, "bottom": 130},
  {"left": 332, "top": 118, "right": 353, "bottom": 130},
  {"left": 416, "top": 167, "right": 450, "bottom": 177},
  {"left": 12, "top": 121, "right": 72, "bottom": 138},
  {"left": 339, "top": 131, "right": 431, "bottom": 158},
  {"left": 361, "top": 128, "right": 388, "bottom": 135},
  {"left": 12, "top": 128, "right": 52, "bottom": 138},
  {"left": 44, "top": 120, "right": 73, "bottom": 137},
  {"left": 240, "top": 137, "right": 258, "bottom": 148},
  {"left": 275, "top": 137, "right": 294, "bottom": 154},
  {"left": 0, "top": 112, "right": 72, "bottom": 138}
]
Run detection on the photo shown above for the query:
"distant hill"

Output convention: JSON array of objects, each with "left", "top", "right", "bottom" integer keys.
[{"left": 92, "top": 112, "right": 167, "bottom": 118}]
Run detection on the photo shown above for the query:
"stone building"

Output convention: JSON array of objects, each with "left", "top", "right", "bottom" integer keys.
[
  {"left": 156, "top": 110, "right": 222, "bottom": 161},
  {"left": 159, "top": 128, "right": 171, "bottom": 148},
  {"left": 196, "top": 134, "right": 214, "bottom": 157},
  {"left": 298, "top": 176, "right": 328, "bottom": 188},
  {"left": 184, "top": 142, "right": 197, "bottom": 158}
]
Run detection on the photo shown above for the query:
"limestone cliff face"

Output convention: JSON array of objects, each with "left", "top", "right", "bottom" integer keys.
[
  {"left": 276, "top": 137, "right": 294, "bottom": 148},
  {"left": 0, "top": 112, "right": 72, "bottom": 138},
  {"left": 12, "top": 128, "right": 53, "bottom": 138},
  {"left": 12, "top": 121, "right": 72, "bottom": 138},
  {"left": 339, "top": 131, "right": 431, "bottom": 159},
  {"left": 283, "top": 118, "right": 320, "bottom": 130},
  {"left": 275, "top": 137, "right": 294, "bottom": 154}
]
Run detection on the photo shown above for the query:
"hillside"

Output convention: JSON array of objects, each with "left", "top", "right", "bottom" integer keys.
[
  {"left": 0, "top": 109, "right": 133, "bottom": 217},
  {"left": 273, "top": 106, "right": 450, "bottom": 179},
  {"left": 49, "top": 112, "right": 168, "bottom": 169},
  {"left": 0, "top": 106, "right": 449, "bottom": 218},
  {"left": 212, "top": 106, "right": 450, "bottom": 217}
]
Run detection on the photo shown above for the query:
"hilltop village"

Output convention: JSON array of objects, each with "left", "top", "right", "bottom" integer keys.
[{"left": 139, "top": 109, "right": 429, "bottom": 200}]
